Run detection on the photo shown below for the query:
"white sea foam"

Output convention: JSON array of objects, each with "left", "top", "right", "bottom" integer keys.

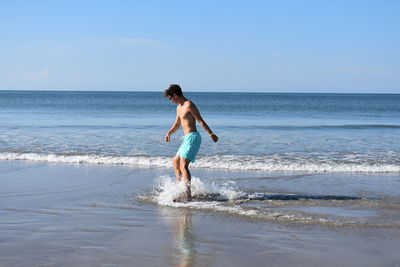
[
  {"left": 155, "top": 176, "right": 245, "bottom": 205},
  {"left": 0, "top": 152, "right": 171, "bottom": 167},
  {"left": 1, "top": 152, "right": 400, "bottom": 173},
  {"left": 153, "top": 175, "right": 256, "bottom": 216}
]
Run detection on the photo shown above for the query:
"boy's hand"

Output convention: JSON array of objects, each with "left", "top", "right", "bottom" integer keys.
[{"left": 211, "top": 134, "right": 219, "bottom": 143}]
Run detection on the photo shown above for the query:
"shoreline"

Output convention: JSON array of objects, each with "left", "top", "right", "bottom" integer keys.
[
  {"left": 1, "top": 152, "right": 400, "bottom": 174},
  {"left": 1, "top": 160, "right": 399, "bottom": 266}
]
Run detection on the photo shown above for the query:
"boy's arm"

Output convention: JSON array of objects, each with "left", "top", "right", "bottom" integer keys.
[
  {"left": 165, "top": 113, "right": 181, "bottom": 142},
  {"left": 189, "top": 102, "right": 219, "bottom": 142}
]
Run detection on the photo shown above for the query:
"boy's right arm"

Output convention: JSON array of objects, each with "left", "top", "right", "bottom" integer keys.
[{"left": 165, "top": 114, "right": 181, "bottom": 142}]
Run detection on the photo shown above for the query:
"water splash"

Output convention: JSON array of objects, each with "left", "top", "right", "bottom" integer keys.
[{"left": 154, "top": 175, "right": 245, "bottom": 205}]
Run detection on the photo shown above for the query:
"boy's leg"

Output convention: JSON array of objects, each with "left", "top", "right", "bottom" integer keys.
[
  {"left": 173, "top": 155, "right": 182, "bottom": 182},
  {"left": 180, "top": 158, "right": 192, "bottom": 200}
]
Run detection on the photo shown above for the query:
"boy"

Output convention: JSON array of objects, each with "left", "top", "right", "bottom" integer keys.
[{"left": 164, "top": 84, "right": 218, "bottom": 201}]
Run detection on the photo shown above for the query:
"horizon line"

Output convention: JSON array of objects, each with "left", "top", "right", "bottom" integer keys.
[{"left": 0, "top": 89, "right": 399, "bottom": 95}]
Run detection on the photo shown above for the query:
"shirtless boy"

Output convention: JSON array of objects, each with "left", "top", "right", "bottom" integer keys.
[{"left": 164, "top": 84, "right": 219, "bottom": 201}]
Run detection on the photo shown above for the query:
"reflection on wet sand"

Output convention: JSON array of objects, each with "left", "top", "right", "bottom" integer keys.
[
  {"left": 173, "top": 210, "right": 195, "bottom": 267},
  {"left": 162, "top": 208, "right": 196, "bottom": 267}
]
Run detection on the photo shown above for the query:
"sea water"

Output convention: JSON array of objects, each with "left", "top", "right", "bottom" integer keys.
[
  {"left": 1, "top": 91, "right": 400, "bottom": 266},
  {"left": 0, "top": 90, "right": 399, "bottom": 173}
]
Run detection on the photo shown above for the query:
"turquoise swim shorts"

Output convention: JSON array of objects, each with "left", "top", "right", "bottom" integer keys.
[{"left": 177, "top": 132, "right": 202, "bottom": 163}]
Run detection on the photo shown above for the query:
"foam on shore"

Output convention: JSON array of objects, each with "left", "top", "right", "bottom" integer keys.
[
  {"left": 141, "top": 175, "right": 400, "bottom": 228},
  {"left": 1, "top": 152, "right": 400, "bottom": 173}
]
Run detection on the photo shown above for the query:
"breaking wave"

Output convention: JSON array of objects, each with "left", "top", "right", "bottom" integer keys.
[{"left": 0, "top": 152, "right": 399, "bottom": 173}]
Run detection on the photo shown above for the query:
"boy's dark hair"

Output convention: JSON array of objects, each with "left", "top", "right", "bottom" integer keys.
[{"left": 164, "top": 84, "right": 183, "bottom": 98}]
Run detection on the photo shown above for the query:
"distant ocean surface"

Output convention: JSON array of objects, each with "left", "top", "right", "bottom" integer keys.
[{"left": 0, "top": 90, "right": 399, "bottom": 173}]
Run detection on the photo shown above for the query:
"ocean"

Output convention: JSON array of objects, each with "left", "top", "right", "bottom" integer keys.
[
  {"left": 1, "top": 90, "right": 400, "bottom": 266},
  {"left": 1, "top": 90, "right": 399, "bottom": 173}
]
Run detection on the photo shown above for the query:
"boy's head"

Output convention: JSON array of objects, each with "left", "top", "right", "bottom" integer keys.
[{"left": 164, "top": 84, "right": 183, "bottom": 98}]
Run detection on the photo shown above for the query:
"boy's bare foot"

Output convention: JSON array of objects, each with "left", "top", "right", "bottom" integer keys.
[
  {"left": 173, "top": 193, "right": 192, "bottom": 202},
  {"left": 173, "top": 194, "right": 187, "bottom": 203}
]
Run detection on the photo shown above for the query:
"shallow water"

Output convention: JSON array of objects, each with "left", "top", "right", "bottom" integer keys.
[
  {"left": 1, "top": 161, "right": 400, "bottom": 266},
  {"left": 143, "top": 173, "right": 400, "bottom": 228}
]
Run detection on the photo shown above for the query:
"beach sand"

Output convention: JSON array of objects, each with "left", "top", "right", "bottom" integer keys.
[{"left": 1, "top": 161, "right": 399, "bottom": 266}]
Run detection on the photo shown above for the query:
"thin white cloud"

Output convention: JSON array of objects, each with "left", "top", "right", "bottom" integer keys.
[
  {"left": 271, "top": 50, "right": 282, "bottom": 60},
  {"left": 112, "top": 38, "right": 156, "bottom": 44},
  {"left": 79, "top": 37, "right": 166, "bottom": 48},
  {"left": 8, "top": 69, "right": 50, "bottom": 81}
]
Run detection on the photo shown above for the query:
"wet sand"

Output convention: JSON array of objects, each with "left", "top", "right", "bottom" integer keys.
[{"left": 1, "top": 161, "right": 400, "bottom": 266}]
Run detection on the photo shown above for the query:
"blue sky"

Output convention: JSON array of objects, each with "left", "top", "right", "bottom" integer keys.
[{"left": 0, "top": 0, "right": 399, "bottom": 93}]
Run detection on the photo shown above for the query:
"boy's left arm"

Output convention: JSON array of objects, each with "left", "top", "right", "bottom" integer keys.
[{"left": 189, "top": 103, "right": 219, "bottom": 142}]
